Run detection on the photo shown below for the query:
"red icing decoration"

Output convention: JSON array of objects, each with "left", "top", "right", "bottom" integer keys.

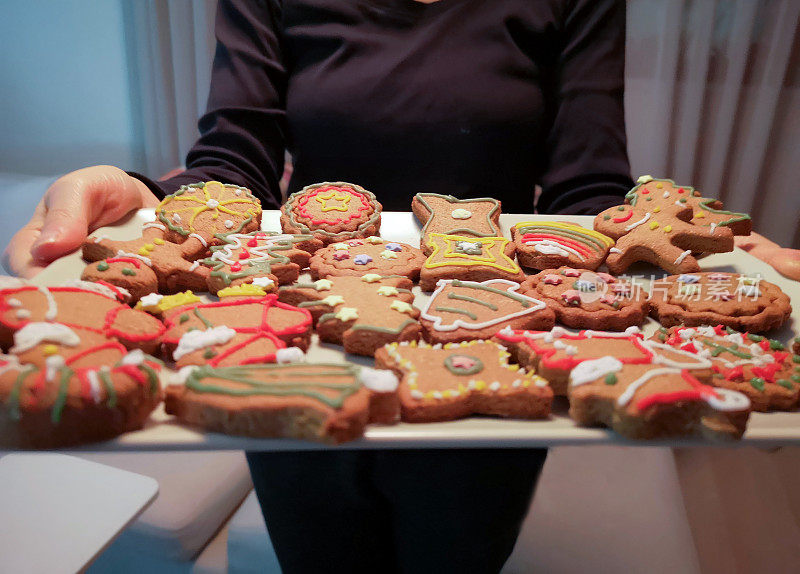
[
  {"left": 230, "top": 262, "right": 242, "bottom": 272},
  {"left": 239, "top": 250, "right": 250, "bottom": 259},
  {"left": 634, "top": 370, "right": 715, "bottom": 412},
  {"left": 247, "top": 238, "right": 258, "bottom": 247},
  {"left": 612, "top": 210, "right": 634, "bottom": 223},
  {"left": 106, "top": 257, "right": 141, "bottom": 268},
  {"left": 641, "top": 189, "right": 649, "bottom": 195},
  {"left": 520, "top": 233, "right": 594, "bottom": 257},
  {"left": 751, "top": 363, "right": 782, "bottom": 383},
  {"left": 677, "top": 188, "right": 685, "bottom": 194},
  {"left": 713, "top": 325, "right": 727, "bottom": 336},
  {"left": 295, "top": 186, "right": 371, "bottom": 226}
]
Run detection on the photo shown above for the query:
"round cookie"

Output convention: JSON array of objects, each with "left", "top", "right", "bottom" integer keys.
[
  {"left": 648, "top": 272, "right": 791, "bottom": 333},
  {"left": 519, "top": 267, "right": 648, "bottom": 331},
  {"left": 81, "top": 255, "right": 158, "bottom": 302},
  {"left": 280, "top": 182, "right": 382, "bottom": 244},
  {"left": 309, "top": 237, "right": 425, "bottom": 280},
  {"left": 511, "top": 221, "right": 614, "bottom": 271}
]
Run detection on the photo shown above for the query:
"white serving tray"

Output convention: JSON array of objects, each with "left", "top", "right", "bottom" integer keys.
[{"left": 33, "top": 210, "right": 800, "bottom": 450}]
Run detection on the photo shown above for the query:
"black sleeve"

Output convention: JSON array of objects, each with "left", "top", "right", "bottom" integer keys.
[
  {"left": 536, "top": 0, "right": 632, "bottom": 215},
  {"left": 132, "top": 0, "right": 286, "bottom": 209}
]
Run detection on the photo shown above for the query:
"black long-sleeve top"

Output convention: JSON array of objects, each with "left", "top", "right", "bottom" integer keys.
[{"left": 135, "top": 0, "right": 632, "bottom": 214}]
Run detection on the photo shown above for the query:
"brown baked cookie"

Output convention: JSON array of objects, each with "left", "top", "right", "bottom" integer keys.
[
  {"left": 412, "top": 193, "right": 504, "bottom": 256},
  {"left": 280, "top": 182, "right": 381, "bottom": 244},
  {"left": 648, "top": 272, "right": 791, "bottom": 332},
  {"left": 165, "top": 362, "right": 400, "bottom": 443},
  {"left": 0, "top": 280, "right": 165, "bottom": 448},
  {"left": 202, "top": 231, "right": 323, "bottom": 294},
  {"left": 594, "top": 176, "right": 736, "bottom": 274},
  {"left": 157, "top": 288, "right": 312, "bottom": 369},
  {"left": 419, "top": 279, "right": 555, "bottom": 344},
  {"left": 278, "top": 275, "right": 421, "bottom": 357},
  {"left": 81, "top": 255, "right": 158, "bottom": 302},
  {"left": 492, "top": 326, "right": 646, "bottom": 396},
  {"left": 374, "top": 340, "right": 551, "bottom": 422},
  {"left": 519, "top": 267, "right": 648, "bottom": 331},
  {"left": 652, "top": 325, "right": 800, "bottom": 411},
  {"left": 419, "top": 234, "right": 525, "bottom": 291},
  {"left": 309, "top": 237, "right": 425, "bottom": 280},
  {"left": 794, "top": 337, "right": 800, "bottom": 355},
  {"left": 511, "top": 221, "right": 614, "bottom": 271},
  {"left": 567, "top": 344, "right": 751, "bottom": 440}
]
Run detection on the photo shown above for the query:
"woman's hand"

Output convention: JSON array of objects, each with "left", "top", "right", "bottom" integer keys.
[
  {"left": 2, "top": 166, "right": 159, "bottom": 278},
  {"left": 735, "top": 232, "right": 800, "bottom": 282}
]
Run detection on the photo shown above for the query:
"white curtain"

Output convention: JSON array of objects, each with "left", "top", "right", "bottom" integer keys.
[{"left": 124, "top": 0, "right": 800, "bottom": 247}]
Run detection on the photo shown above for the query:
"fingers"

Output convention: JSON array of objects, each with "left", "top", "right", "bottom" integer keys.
[
  {"left": 2, "top": 200, "right": 48, "bottom": 277},
  {"left": 735, "top": 233, "right": 800, "bottom": 281}
]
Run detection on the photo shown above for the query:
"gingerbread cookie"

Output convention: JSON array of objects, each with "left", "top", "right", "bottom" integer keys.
[
  {"left": 374, "top": 340, "right": 551, "bottom": 422},
  {"left": 794, "top": 337, "right": 800, "bottom": 355},
  {"left": 165, "top": 362, "right": 400, "bottom": 443},
  {"left": 653, "top": 325, "right": 800, "bottom": 411},
  {"left": 0, "top": 281, "right": 164, "bottom": 448},
  {"left": 309, "top": 237, "right": 425, "bottom": 280},
  {"left": 203, "top": 231, "right": 323, "bottom": 294},
  {"left": 280, "top": 182, "right": 381, "bottom": 244},
  {"left": 594, "top": 175, "right": 736, "bottom": 273},
  {"left": 493, "top": 326, "right": 646, "bottom": 395},
  {"left": 519, "top": 267, "right": 648, "bottom": 331},
  {"left": 648, "top": 272, "right": 791, "bottom": 332},
  {"left": 420, "top": 279, "right": 554, "bottom": 344},
  {"left": 419, "top": 234, "right": 525, "bottom": 291},
  {"left": 278, "top": 275, "right": 421, "bottom": 356},
  {"left": 81, "top": 255, "right": 158, "bottom": 302},
  {"left": 567, "top": 342, "right": 751, "bottom": 440},
  {"left": 155, "top": 289, "right": 312, "bottom": 368},
  {"left": 511, "top": 221, "right": 614, "bottom": 271},
  {"left": 412, "top": 194, "right": 504, "bottom": 256}
]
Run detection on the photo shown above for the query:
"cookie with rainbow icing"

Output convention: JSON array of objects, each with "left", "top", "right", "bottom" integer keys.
[
  {"left": 567, "top": 342, "right": 750, "bottom": 440},
  {"left": 0, "top": 279, "right": 165, "bottom": 448},
  {"left": 309, "top": 237, "right": 425, "bottom": 280},
  {"left": 511, "top": 221, "right": 614, "bottom": 271},
  {"left": 519, "top": 267, "right": 648, "bottom": 331},
  {"left": 165, "top": 362, "right": 400, "bottom": 443},
  {"left": 279, "top": 275, "right": 421, "bottom": 356},
  {"left": 419, "top": 279, "right": 554, "bottom": 344},
  {"left": 652, "top": 325, "right": 800, "bottom": 411},
  {"left": 374, "top": 340, "right": 551, "bottom": 422},
  {"left": 594, "top": 175, "right": 737, "bottom": 274},
  {"left": 280, "top": 182, "right": 381, "bottom": 244},
  {"left": 419, "top": 234, "right": 525, "bottom": 291},
  {"left": 648, "top": 272, "right": 791, "bottom": 333},
  {"left": 412, "top": 193, "right": 505, "bottom": 256}
]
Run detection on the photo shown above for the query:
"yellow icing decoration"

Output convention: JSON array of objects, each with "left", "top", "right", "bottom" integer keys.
[
  {"left": 334, "top": 307, "right": 359, "bottom": 321},
  {"left": 513, "top": 221, "right": 614, "bottom": 247},
  {"left": 43, "top": 344, "right": 59, "bottom": 356},
  {"left": 143, "top": 243, "right": 154, "bottom": 251},
  {"left": 695, "top": 211, "right": 705, "bottom": 218},
  {"left": 637, "top": 175, "right": 653, "bottom": 184},
  {"left": 376, "top": 286, "right": 400, "bottom": 297},
  {"left": 153, "top": 238, "right": 165, "bottom": 245},
  {"left": 649, "top": 221, "right": 659, "bottom": 230},
  {"left": 218, "top": 284, "right": 267, "bottom": 298},
  {"left": 380, "top": 250, "right": 398, "bottom": 260},
  {"left": 140, "top": 291, "right": 201, "bottom": 313},
  {"left": 656, "top": 182, "right": 663, "bottom": 189},
  {"left": 653, "top": 206, "right": 661, "bottom": 213},
  {"left": 332, "top": 243, "right": 349, "bottom": 250},
  {"left": 664, "top": 225, "right": 672, "bottom": 233},
  {"left": 320, "top": 295, "right": 346, "bottom": 307},
  {"left": 138, "top": 247, "right": 150, "bottom": 256},
  {"left": 361, "top": 274, "right": 382, "bottom": 283},
  {"left": 314, "top": 279, "right": 333, "bottom": 291},
  {"left": 425, "top": 234, "right": 520, "bottom": 274},
  {"left": 366, "top": 236, "right": 384, "bottom": 244},
  {"left": 158, "top": 181, "right": 260, "bottom": 233},
  {"left": 474, "top": 380, "right": 487, "bottom": 391},
  {"left": 390, "top": 300, "right": 415, "bottom": 315},
  {"left": 315, "top": 190, "right": 351, "bottom": 212}
]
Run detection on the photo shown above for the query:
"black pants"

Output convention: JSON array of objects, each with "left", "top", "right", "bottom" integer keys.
[{"left": 246, "top": 448, "right": 547, "bottom": 574}]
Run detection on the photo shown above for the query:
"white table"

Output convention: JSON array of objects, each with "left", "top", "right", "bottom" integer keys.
[
  {"left": 32, "top": 210, "right": 800, "bottom": 450},
  {"left": 0, "top": 453, "right": 158, "bottom": 573}
]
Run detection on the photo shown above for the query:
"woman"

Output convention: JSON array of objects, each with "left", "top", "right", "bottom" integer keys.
[{"left": 5, "top": 1, "right": 797, "bottom": 572}]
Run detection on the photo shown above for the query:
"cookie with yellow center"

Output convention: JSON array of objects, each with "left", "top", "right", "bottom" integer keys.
[{"left": 374, "top": 340, "right": 552, "bottom": 422}]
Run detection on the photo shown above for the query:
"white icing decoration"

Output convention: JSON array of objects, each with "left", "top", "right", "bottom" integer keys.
[
  {"left": 275, "top": 347, "right": 305, "bottom": 364},
  {"left": 710, "top": 223, "right": 717, "bottom": 234},
  {"left": 142, "top": 222, "right": 167, "bottom": 232},
  {"left": 420, "top": 279, "right": 547, "bottom": 332},
  {"left": 189, "top": 233, "right": 208, "bottom": 247},
  {"left": 61, "top": 280, "right": 130, "bottom": 301},
  {"left": 662, "top": 191, "right": 670, "bottom": 198},
  {"left": 173, "top": 213, "right": 182, "bottom": 223},
  {"left": 234, "top": 189, "right": 242, "bottom": 196},
  {"left": 252, "top": 276, "right": 275, "bottom": 289},
  {"left": 570, "top": 357, "right": 623, "bottom": 387},
  {"left": 358, "top": 367, "right": 399, "bottom": 392},
  {"left": 0, "top": 354, "right": 22, "bottom": 377},
  {"left": 45, "top": 355, "right": 65, "bottom": 383},
  {"left": 673, "top": 250, "right": 692, "bottom": 265},
  {"left": 450, "top": 208, "right": 472, "bottom": 219},
  {"left": 38, "top": 286, "right": 58, "bottom": 321},
  {"left": 531, "top": 240, "right": 585, "bottom": 261},
  {"left": 171, "top": 365, "right": 199, "bottom": 386},
  {"left": 92, "top": 235, "right": 109, "bottom": 243},
  {"left": 173, "top": 326, "right": 236, "bottom": 361},
  {"left": 625, "top": 212, "right": 651, "bottom": 231},
  {"left": 206, "top": 199, "right": 220, "bottom": 209},
  {"left": 704, "top": 388, "right": 751, "bottom": 412},
  {"left": 210, "top": 233, "right": 299, "bottom": 266},
  {"left": 11, "top": 322, "right": 81, "bottom": 354},
  {"left": 7, "top": 298, "right": 21, "bottom": 308},
  {"left": 86, "top": 369, "right": 103, "bottom": 404},
  {"left": 224, "top": 219, "right": 235, "bottom": 229},
  {"left": 616, "top": 368, "right": 677, "bottom": 407},
  {"left": 188, "top": 261, "right": 200, "bottom": 272},
  {"left": 139, "top": 293, "right": 164, "bottom": 308},
  {"left": 609, "top": 247, "right": 622, "bottom": 254},
  {"left": 15, "top": 309, "right": 31, "bottom": 320},
  {"left": 117, "top": 250, "right": 153, "bottom": 267},
  {"left": 120, "top": 349, "right": 146, "bottom": 366}
]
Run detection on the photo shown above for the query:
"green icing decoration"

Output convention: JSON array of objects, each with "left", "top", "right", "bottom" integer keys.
[
  {"left": 605, "top": 373, "right": 618, "bottom": 385},
  {"left": 122, "top": 268, "right": 136, "bottom": 276},
  {"left": 603, "top": 214, "right": 610, "bottom": 220},
  {"left": 448, "top": 292, "right": 498, "bottom": 310},
  {"left": 777, "top": 379, "right": 794, "bottom": 390},
  {"left": 51, "top": 367, "right": 75, "bottom": 424},
  {"left": 140, "top": 364, "right": 160, "bottom": 394},
  {"left": 769, "top": 340, "right": 784, "bottom": 351},
  {"left": 349, "top": 319, "right": 418, "bottom": 335},
  {"left": 444, "top": 354, "right": 484, "bottom": 376},
  {"left": 793, "top": 355, "right": 800, "bottom": 364},
  {"left": 792, "top": 375, "right": 800, "bottom": 384},
  {"left": 750, "top": 377, "right": 766, "bottom": 392},
  {"left": 194, "top": 307, "right": 214, "bottom": 329},
  {"left": 179, "top": 314, "right": 190, "bottom": 324},
  {"left": 97, "top": 261, "right": 109, "bottom": 271},
  {"left": 450, "top": 279, "right": 531, "bottom": 307},
  {"left": 203, "top": 348, "right": 217, "bottom": 359},
  {"left": 100, "top": 369, "right": 117, "bottom": 408},
  {"left": 435, "top": 306, "right": 478, "bottom": 320},
  {"left": 7, "top": 366, "right": 35, "bottom": 421},
  {"left": 283, "top": 182, "right": 382, "bottom": 240},
  {"left": 747, "top": 334, "right": 764, "bottom": 342}
]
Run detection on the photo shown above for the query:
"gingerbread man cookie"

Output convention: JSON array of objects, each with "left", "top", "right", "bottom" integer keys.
[
  {"left": 81, "top": 254, "right": 159, "bottom": 302},
  {"left": 594, "top": 176, "right": 737, "bottom": 274},
  {"left": 280, "top": 182, "right": 382, "bottom": 244},
  {"left": 165, "top": 362, "right": 400, "bottom": 443},
  {"left": 519, "top": 267, "right": 648, "bottom": 331},
  {"left": 419, "top": 234, "right": 525, "bottom": 291},
  {"left": 648, "top": 272, "right": 791, "bottom": 332},
  {"left": 567, "top": 342, "right": 751, "bottom": 440},
  {"left": 511, "top": 221, "right": 614, "bottom": 271},
  {"left": 412, "top": 194, "right": 505, "bottom": 256},
  {"left": 374, "top": 340, "right": 551, "bottom": 422},
  {"left": 653, "top": 325, "right": 800, "bottom": 411},
  {"left": 278, "top": 275, "right": 421, "bottom": 356},
  {"left": 309, "top": 236, "right": 425, "bottom": 280},
  {"left": 0, "top": 280, "right": 165, "bottom": 448},
  {"left": 202, "top": 231, "right": 323, "bottom": 294},
  {"left": 420, "top": 279, "right": 554, "bottom": 344}
]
